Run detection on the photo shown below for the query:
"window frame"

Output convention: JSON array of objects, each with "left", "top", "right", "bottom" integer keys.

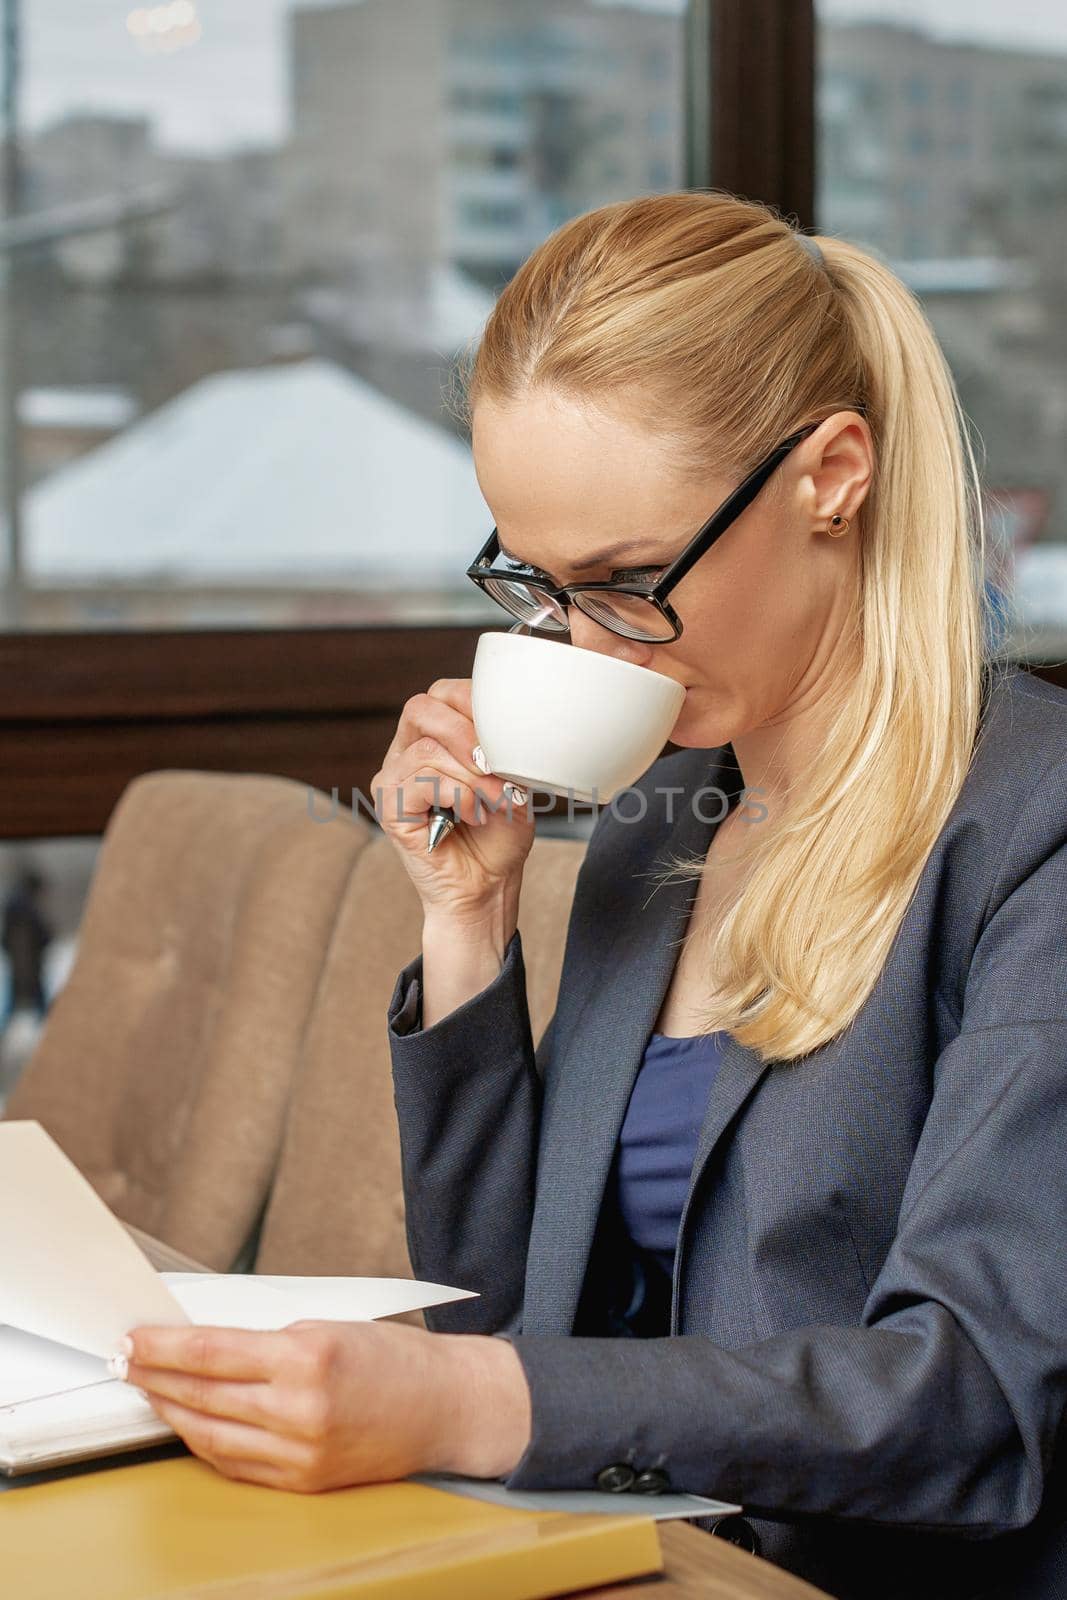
[{"left": 22, "top": 5, "right": 1067, "bottom": 841}]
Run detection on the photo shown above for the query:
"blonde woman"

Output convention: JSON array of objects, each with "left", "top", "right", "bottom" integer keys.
[{"left": 123, "top": 195, "right": 1067, "bottom": 1600}]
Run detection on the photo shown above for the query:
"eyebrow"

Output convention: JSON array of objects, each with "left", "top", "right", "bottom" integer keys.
[{"left": 498, "top": 536, "right": 671, "bottom": 575}]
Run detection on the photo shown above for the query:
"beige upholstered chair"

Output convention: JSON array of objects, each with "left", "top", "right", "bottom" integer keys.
[
  {"left": 4, "top": 771, "right": 372, "bottom": 1269},
  {"left": 5, "top": 770, "right": 586, "bottom": 1289},
  {"left": 254, "top": 829, "right": 586, "bottom": 1281}
]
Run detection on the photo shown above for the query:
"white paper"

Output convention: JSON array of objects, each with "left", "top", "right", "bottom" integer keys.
[
  {"left": 164, "top": 1274, "right": 478, "bottom": 1326},
  {"left": 0, "top": 1328, "right": 109, "bottom": 1407},
  {"left": 0, "top": 1380, "right": 168, "bottom": 1474},
  {"left": 0, "top": 1276, "right": 481, "bottom": 1409},
  {"left": 0, "top": 1119, "right": 480, "bottom": 1460},
  {"left": 0, "top": 1122, "right": 188, "bottom": 1358},
  {"left": 165, "top": 1275, "right": 316, "bottom": 1330},
  {"left": 0, "top": 1269, "right": 484, "bottom": 1471},
  {"left": 410, "top": 1473, "right": 742, "bottom": 1523}
]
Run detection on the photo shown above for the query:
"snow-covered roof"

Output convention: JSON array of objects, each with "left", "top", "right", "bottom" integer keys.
[
  {"left": 19, "top": 386, "right": 140, "bottom": 432},
  {"left": 23, "top": 358, "right": 490, "bottom": 585}
]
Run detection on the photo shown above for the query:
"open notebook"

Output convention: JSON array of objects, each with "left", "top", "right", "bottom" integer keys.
[
  {"left": 0, "top": 1121, "right": 477, "bottom": 1476},
  {"left": 1, "top": 1122, "right": 740, "bottom": 1526}
]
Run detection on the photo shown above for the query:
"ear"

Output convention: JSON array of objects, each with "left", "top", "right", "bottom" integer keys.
[{"left": 803, "top": 411, "right": 873, "bottom": 526}]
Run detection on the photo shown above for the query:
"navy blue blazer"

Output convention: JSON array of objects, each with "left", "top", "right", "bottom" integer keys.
[{"left": 387, "top": 664, "right": 1067, "bottom": 1600}]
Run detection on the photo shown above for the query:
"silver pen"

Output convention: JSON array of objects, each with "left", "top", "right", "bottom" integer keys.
[{"left": 425, "top": 608, "right": 553, "bottom": 852}]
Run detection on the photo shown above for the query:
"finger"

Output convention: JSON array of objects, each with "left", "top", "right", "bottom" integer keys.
[
  {"left": 126, "top": 1362, "right": 275, "bottom": 1428},
  {"left": 147, "top": 1393, "right": 305, "bottom": 1471},
  {"left": 382, "top": 741, "right": 504, "bottom": 831},
  {"left": 374, "top": 681, "right": 486, "bottom": 819},
  {"left": 208, "top": 1455, "right": 297, "bottom": 1490},
  {"left": 388, "top": 678, "right": 472, "bottom": 738},
  {"left": 127, "top": 1324, "right": 285, "bottom": 1381},
  {"left": 209, "top": 1450, "right": 340, "bottom": 1494},
  {"left": 424, "top": 677, "right": 473, "bottom": 716},
  {"left": 381, "top": 684, "right": 475, "bottom": 775},
  {"left": 396, "top": 686, "right": 477, "bottom": 764},
  {"left": 393, "top": 737, "right": 489, "bottom": 800}
]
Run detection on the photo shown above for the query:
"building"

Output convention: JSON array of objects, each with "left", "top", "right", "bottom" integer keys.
[
  {"left": 282, "top": 0, "right": 687, "bottom": 343},
  {"left": 819, "top": 21, "right": 1067, "bottom": 262}
]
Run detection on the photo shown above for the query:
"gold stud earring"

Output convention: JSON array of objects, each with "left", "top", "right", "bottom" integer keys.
[{"left": 826, "top": 514, "right": 851, "bottom": 538}]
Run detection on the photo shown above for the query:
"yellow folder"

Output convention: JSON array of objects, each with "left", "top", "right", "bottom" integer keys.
[{"left": 4, "top": 1454, "right": 663, "bottom": 1600}]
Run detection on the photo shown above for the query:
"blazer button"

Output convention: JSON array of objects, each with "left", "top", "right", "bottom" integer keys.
[
  {"left": 632, "top": 1467, "right": 672, "bottom": 1495},
  {"left": 596, "top": 1463, "right": 636, "bottom": 1493},
  {"left": 711, "top": 1515, "right": 761, "bottom": 1556}
]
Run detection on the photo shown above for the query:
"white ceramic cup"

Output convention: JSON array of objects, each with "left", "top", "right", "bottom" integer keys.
[{"left": 470, "top": 631, "right": 686, "bottom": 803}]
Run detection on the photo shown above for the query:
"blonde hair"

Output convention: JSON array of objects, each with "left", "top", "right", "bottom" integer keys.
[{"left": 458, "top": 190, "right": 1003, "bottom": 1063}]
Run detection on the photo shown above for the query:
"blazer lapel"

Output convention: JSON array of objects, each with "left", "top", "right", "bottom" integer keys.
[
  {"left": 669, "top": 1035, "right": 772, "bottom": 1334},
  {"left": 522, "top": 743, "right": 765, "bottom": 1336}
]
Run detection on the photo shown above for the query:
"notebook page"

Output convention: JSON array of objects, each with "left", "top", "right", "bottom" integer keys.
[
  {"left": 0, "top": 1122, "right": 187, "bottom": 1358},
  {"left": 0, "top": 1326, "right": 170, "bottom": 1474},
  {"left": 0, "top": 1284, "right": 314, "bottom": 1430},
  {"left": 164, "top": 1274, "right": 479, "bottom": 1324},
  {"left": 167, "top": 1275, "right": 320, "bottom": 1329},
  {"left": 0, "top": 1263, "right": 478, "bottom": 1420},
  {"left": 0, "top": 1328, "right": 108, "bottom": 1407},
  {"left": 0, "top": 1377, "right": 169, "bottom": 1473},
  {"left": 253, "top": 1276, "right": 479, "bottom": 1320}
]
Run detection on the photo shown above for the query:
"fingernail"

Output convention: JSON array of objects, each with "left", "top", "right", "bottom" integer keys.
[
  {"left": 472, "top": 744, "right": 491, "bottom": 774},
  {"left": 107, "top": 1353, "right": 129, "bottom": 1382},
  {"left": 503, "top": 782, "right": 528, "bottom": 807}
]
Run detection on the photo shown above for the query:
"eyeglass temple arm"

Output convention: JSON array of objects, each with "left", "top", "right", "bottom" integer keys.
[
  {"left": 653, "top": 425, "right": 819, "bottom": 593},
  {"left": 470, "top": 423, "right": 818, "bottom": 596}
]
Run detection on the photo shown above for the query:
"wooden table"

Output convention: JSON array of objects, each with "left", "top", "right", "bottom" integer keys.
[
  {"left": 587, "top": 1522, "right": 829, "bottom": 1599},
  {"left": 125, "top": 1226, "right": 828, "bottom": 1600}
]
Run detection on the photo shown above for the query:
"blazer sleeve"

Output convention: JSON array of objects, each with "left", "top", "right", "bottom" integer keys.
[
  {"left": 387, "top": 925, "right": 553, "bottom": 1337},
  {"left": 494, "top": 774, "right": 1067, "bottom": 1536}
]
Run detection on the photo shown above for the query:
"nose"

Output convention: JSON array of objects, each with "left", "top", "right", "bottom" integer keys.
[{"left": 567, "top": 607, "right": 656, "bottom": 667}]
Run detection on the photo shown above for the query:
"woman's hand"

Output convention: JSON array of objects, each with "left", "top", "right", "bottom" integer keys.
[
  {"left": 372, "top": 678, "right": 536, "bottom": 924},
  {"left": 117, "top": 1318, "right": 532, "bottom": 1493}
]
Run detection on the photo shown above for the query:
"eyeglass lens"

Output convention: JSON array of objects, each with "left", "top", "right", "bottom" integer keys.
[
  {"left": 482, "top": 575, "right": 570, "bottom": 630},
  {"left": 483, "top": 572, "right": 674, "bottom": 642},
  {"left": 570, "top": 589, "right": 675, "bottom": 642}
]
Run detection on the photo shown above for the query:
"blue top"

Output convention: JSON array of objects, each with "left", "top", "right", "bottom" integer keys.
[{"left": 610, "top": 1028, "right": 727, "bottom": 1334}]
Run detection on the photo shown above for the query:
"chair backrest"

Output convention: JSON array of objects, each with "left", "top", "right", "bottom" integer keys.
[
  {"left": 5, "top": 771, "right": 372, "bottom": 1269},
  {"left": 253, "top": 828, "right": 587, "bottom": 1280}
]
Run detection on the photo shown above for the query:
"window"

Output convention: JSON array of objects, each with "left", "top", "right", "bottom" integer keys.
[
  {"left": 948, "top": 73, "right": 971, "bottom": 110},
  {"left": 457, "top": 198, "right": 524, "bottom": 229},
  {"left": 450, "top": 85, "right": 527, "bottom": 117},
  {"left": 818, "top": 2, "right": 1067, "bottom": 655},
  {"left": 0, "top": 838, "right": 94, "bottom": 1105},
  {"left": 1, "top": 0, "right": 698, "bottom": 635},
  {"left": 645, "top": 46, "right": 672, "bottom": 81}
]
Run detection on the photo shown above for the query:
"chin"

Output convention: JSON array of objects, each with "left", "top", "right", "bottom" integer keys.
[{"left": 665, "top": 701, "right": 734, "bottom": 753}]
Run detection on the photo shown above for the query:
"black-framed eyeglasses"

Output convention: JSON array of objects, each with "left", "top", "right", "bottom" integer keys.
[{"left": 466, "top": 421, "right": 821, "bottom": 644}]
